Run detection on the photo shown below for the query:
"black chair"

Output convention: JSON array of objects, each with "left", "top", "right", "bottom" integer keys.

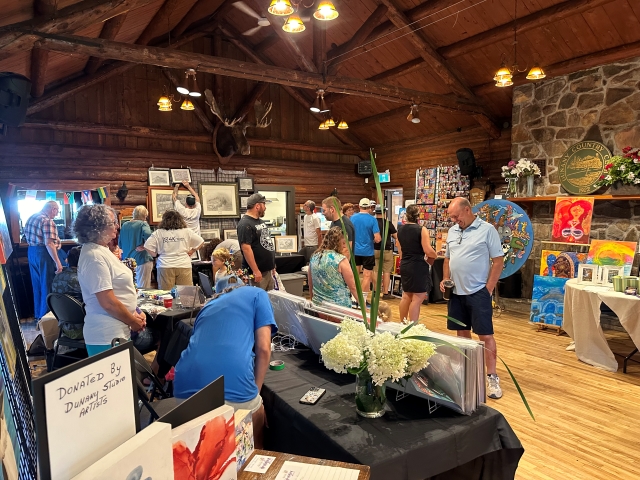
[
  {"left": 198, "top": 271, "right": 214, "bottom": 298},
  {"left": 46, "top": 293, "right": 87, "bottom": 371}
]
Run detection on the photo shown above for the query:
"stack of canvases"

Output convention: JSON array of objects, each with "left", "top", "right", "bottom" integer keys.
[{"left": 530, "top": 197, "right": 638, "bottom": 328}]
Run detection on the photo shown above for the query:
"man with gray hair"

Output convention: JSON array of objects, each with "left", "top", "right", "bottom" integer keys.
[
  {"left": 299, "top": 200, "right": 321, "bottom": 263},
  {"left": 24, "top": 200, "right": 63, "bottom": 319},
  {"left": 118, "top": 205, "right": 153, "bottom": 288}
]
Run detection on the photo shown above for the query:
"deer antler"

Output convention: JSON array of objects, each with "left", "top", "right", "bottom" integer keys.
[
  {"left": 204, "top": 89, "right": 242, "bottom": 127},
  {"left": 252, "top": 100, "right": 272, "bottom": 128}
]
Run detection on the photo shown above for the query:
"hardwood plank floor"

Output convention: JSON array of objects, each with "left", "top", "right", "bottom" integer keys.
[{"left": 383, "top": 298, "right": 640, "bottom": 480}]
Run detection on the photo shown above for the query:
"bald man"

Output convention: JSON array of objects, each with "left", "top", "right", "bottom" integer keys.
[
  {"left": 119, "top": 205, "right": 154, "bottom": 288},
  {"left": 24, "top": 201, "right": 63, "bottom": 319},
  {"left": 439, "top": 197, "right": 504, "bottom": 399}
]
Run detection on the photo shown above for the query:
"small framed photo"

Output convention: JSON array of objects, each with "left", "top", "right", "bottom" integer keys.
[
  {"left": 170, "top": 168, "right": 192, "bottom": 184},
  {"left": 148, "top": 168, "right": 170, "bottom": 186},
  {"left": 237, "top": 176, "right": 254, "bottom": 192},
  {"left": 200, "top": 229, "right": 221, "bottom": 241},
  {"left": 600, "top": 265, "right": 622, "bottom": 287},
  {"left": 224, "top": 229, "right": 238, "bottom": 241},
  {"left": 275, "top": 235, "right": 297, "bottom": 253},
  {"left": 240, "top": 195, "right": 250, "bottom": 210},
  {"left": 190, "top": 250, "right": 201, "bottom": 261},
  {"left": 577, "top": 264, "right": 599, "bottom": 285},
  {"left": 199, "top": 182, "right": 240, "bottom": 218}
]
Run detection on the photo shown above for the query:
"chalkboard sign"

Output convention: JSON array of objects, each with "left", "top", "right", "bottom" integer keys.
[{"left": 33, "top": 342, "right": 139, "bottom": 480}]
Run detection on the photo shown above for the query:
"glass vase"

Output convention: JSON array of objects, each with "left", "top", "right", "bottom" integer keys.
[
  {"left": 355, "top": 371, "right": 387, "bottom": 418},
  {"left": 506, "top": 178, "right": 517, "bottom": 198},
  {"left": 526, "top": 175, "right": 534, "bottom": 197}
]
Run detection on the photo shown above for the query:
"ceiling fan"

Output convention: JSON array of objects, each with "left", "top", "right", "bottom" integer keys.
[{"left": 232, "top": 1, "right": 271, "bottom": 36}]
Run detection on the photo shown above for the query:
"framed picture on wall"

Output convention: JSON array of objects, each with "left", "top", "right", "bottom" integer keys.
[
  {"left": 275, "top": 235, "right": 297, "bottom": 253},
  {"left": 147, "top": 187, "right": 189, "bottom": 224},
  {"left": 170, "top": 168, "right": 192, "bottom": 184},
  {"left": 200, "top": 229, "right": 221, "bottom": 241},
  {"left": 199, "top": 182, "right": 240, "bottom": 218},
  {"left": 148, "top": 169, "right": 170, "bottom": 186},
  {"left": 190, "top": 250, "right": 201, "bottom": 261},
  {"left": 223, "top": 229, "right": 238, "bottom": 241},
  {"left": 240, "top": 195, "right": 250, "bottom": 210},
  {"left": 237, "top": 176, "right": 254, "bottom": 192},
  {"left": 577, "top": 264, "right": 598, "bottom": 285}
]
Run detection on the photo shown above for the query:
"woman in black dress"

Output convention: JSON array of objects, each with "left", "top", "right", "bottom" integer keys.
[{"left": 397, "top": 204, "right": 437, "bottom": 322}]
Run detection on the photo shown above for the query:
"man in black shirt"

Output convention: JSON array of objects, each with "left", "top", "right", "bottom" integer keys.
[
  {"left": 322, "top": 196, "right": 354, "bottom": 257},
  {"left": 237, "top": 193, "right": 276, "bottom": 291},
  {"left": 374, "top": 205, "right": 398, "bottom": 300}
]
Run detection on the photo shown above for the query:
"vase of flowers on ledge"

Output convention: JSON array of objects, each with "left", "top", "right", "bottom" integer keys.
[
  {"left": 501, "top": 161, "right": 519, "bottom": 197},
  {"left": 515, "top": 158, "right": 541, "bottom": 197},
  {"left": 596, "top": 146, "right": 640, "bottom": 195}
]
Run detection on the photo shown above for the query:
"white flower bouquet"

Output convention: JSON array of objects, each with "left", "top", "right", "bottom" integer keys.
[{"left": 514, "top": 158, "right": 541, "bottom": 177}]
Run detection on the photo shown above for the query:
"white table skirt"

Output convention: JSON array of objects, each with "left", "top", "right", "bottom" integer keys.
[{"left": 563, "top": 279, "right": 640, "bottom": 372}]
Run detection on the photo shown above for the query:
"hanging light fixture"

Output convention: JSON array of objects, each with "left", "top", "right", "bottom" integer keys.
[
  {"left": 310, "top": 89, "right": 323, "bottom": 113},
  {"left": 319, "top": 93, "right": 330, "bottom": 113},
  {"left": 326, "top": 117, "right": 335, "bottom": 127},
  {"left": 188, "top": 72, "right": 201, "bottom": 97},
  {"left": 314, "top": 1, "right": 339, "bottom": 20},
  {"left": 493, "top": 62, "right": 513, "bottom": 87},
  {"left": 337, "top": 119, "right": 349, "bottom": 129},
  {"left": 176, "top": 68, "right": 198, "bottom": 95},
  {"left": 157, "top": 85, "right": 178, "bottom": 112},
  {"left": 282, "top": 14, "right": 305, "bottom": 33},
  {"left": 318, "top": 120, "right": 329, "bottom": 130},
  {"left": 181, "top": 98, "right": 195, "bottom": 111},
  {"left": 526, "top": 65, "right": 546, "bottom": 80},
  {"left": 407, "top": 104, "right": 420, "bottom": 123},
  {"left": 268, "top": 0, "right": 294, "bottom": 16}
]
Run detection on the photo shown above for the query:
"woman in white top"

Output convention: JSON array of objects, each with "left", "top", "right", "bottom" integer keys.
[
  {"left": 145, "top": 210, "right": 204, "bottom": 290},
  {"left": 75, "top": 205, "right": 147, "bottom": 356}
]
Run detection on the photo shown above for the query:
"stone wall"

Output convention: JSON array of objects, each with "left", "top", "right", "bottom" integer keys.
[{"left": 510, "top": 57, "right": 640, "bottom": 297}]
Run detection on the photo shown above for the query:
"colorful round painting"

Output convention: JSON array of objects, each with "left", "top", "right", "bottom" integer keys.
[{"left": 473, "top": 199, "right": 534, "bottom": 279}]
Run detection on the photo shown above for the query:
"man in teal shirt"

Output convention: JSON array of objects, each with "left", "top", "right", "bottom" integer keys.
[{"left": 118, "top": 205, "right": 153, "bottom": 288}]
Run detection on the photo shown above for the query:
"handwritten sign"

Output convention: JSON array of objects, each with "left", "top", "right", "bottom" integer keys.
[{"left": 43, "top": 348, "right": 137, "bottom": 480}]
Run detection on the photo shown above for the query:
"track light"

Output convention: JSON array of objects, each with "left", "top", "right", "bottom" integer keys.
[{"left": 407, "top": 104, "right": 420, "bottom": 123}]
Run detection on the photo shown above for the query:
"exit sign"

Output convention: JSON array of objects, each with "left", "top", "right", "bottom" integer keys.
[{"left": 378, "top": 172, "right": 390, "bottom": 183}]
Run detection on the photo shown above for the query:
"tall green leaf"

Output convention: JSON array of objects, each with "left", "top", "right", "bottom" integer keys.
[
  {"left": 369, "top": 149, "right": 388, "bottom": 333},
  {"left": 497, "top": 354, "right": 535, "bottom": 421}
]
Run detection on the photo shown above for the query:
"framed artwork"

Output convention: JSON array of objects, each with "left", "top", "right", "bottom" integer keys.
[
  {"left": 147, "top": 187, "right": 189, "bottom": 224},
  {"left": 600, "top": 265, "right": 622, "bottom": 287},
  {"left": 275, "top": 235, "right": 297, "bottom": 253},
  {"left": 223, "top": 229, "right": 238, "bottom": 241},
  {"left": 240, "top": 195, "right": 250, "bottom": 210},
  {"left": 190, "top": 250, "right": 201, "bottom": 261},
  {"left": 170, "top": 168, "right": 192, "bottom": 184},
  {"left": 199, "top": 182, "right": 240, "bottom": 218},
  {"left": 147, "top": 169, "right": 170, "bottom": 186},
  {"left": 551, "top": 197, "right": 595, "bottom": 244},
  {"left": 577, "top": 264, "right": 599, "bottom": 285},
  {"left": 237, "top": 176, "right": 254, "bottom": 192},
  {"left": 200, "top": 229, "right": 221, "bottom": 241}
]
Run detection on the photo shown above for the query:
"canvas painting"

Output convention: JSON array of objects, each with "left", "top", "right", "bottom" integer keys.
[
  {"left": 71, "top": 422, "right": 173, "bottom": 480},
  {"left": 199, "top": 183, "right": 240, "bottom": 218},
  {"left": 0, "top": 198, "right": 13, "bottom": 264},
  {"left": 587, "top": 239, "right": 637, "bottom": 275},
  {"left": 148, "top": 169, "right": 170, "bottom": 187},
  {"left": 172, "top": 405, "right": 237, "bottom": 480},
  {"left": 148, "top": 187, "right": 190, "bottom": 224},
  {"left": 551, "top": 197, "right": 595, "bottom": 244},
  {"left": 530, "top": 275, "right": 569, "bottom": 327},
  {"left": 234, "top": 409, "right": 254, "bottom": 471},
  {"left": 539, "top": 250, "right": 588, "bottom": 278}
]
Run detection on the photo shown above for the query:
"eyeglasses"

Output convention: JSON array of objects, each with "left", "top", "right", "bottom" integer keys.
[{"left": 457, "top": 232, "right": 463, "bottom": 244}]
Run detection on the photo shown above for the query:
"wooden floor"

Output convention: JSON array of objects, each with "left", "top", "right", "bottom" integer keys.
[{"left": 383, "top": 298, "right": 640, "bottom": 480}]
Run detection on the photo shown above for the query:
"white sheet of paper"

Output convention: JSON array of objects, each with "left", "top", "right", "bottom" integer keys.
[
  {"left": 274, "top": 461, "right": 359, "bottom": 480},
  {"left": 244, "top": 455, "right": 276, "bottom": 473}
]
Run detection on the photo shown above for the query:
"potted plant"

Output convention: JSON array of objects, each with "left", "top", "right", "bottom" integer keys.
[{"left": 596, "top": 146, "right": 640, "bottom": 195}]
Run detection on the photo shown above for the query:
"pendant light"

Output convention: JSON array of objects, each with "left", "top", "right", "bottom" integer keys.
[
  {"left": 326, "top": 117, "right": 335, "bottom": 127},
  {"left": 177, "top": 68, "right": 198, "bottom": 95},
  {"left": 407, "top": 104, "right": 420, "bottom": 123},
  {"left": 318, "top": 120, "right": 329, "bottom": 130},
  {"left": 282, "top": 15, "right": 305, "bottom": 33},
  {"left": 181, "top": 99, "right": 195, "bottom": 111},
  {"left": 314, "top": 1, "right": 339, "bottom": 20},
  {"left": 268, "top": 0, "right": 294, "bottom": 16},
  {"left": 337, "top": 119, "right": 349, "bottom": 129},
  {"left": 157, "top": 95, "right": 172, "bottom": 111},
  {"left": 188, "top": 72, "right": 201, "bottom": 97},
  {"left": 310, "top": 89, "right": 323, "bottom": 113},
  {"left": 493, "top": 63, "right": 513, "bottom": 87},
  {"left": 526, "top": 65, "right": 546, "bottom": 80}
]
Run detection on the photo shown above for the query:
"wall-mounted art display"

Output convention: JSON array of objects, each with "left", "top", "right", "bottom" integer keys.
[
  {"left": 530, "top": 275, "right": 569, "bottom": 327},
  {"left": 551, "top": 197, "right": 595, "bottom": 244},
  {"left": 200, "top": 229, "right": 221, "bottom": 241},
  {"left": 170, "top": 168, "right": 192, "bottom": 184},
  {"left": 540, "top": 250, "right": 588, "bottom": 278},
  {"left": 586, "top": 239, "right": 637, "bottom": 275},
  {"left": 223, "top": 230, "right": 238, "bottom": 241},
  {"left": 147, "top": 169, "right": 171, "bottom": 187},
  {"left": 415, "top": 168, "right": 437, "bottom": 205},
  {"left": 237, "top": 177, "right": 254, "bottom": 193},
  {"left": 558, "top": 141, "right": 611, "bottom": 195},
  {"left": 148, "top": 187, "right": 190, "bottom": 224},
  {"left": 199, "top": 183, "right": 240, "bottom": 219},
  {"left": 473, "top": 199, "right": 534, "bottom": 279}
]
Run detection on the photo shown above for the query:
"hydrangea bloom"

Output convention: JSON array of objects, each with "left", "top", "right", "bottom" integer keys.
[{"left": 366, "top": 332, "right": 407, "bottom": 385}]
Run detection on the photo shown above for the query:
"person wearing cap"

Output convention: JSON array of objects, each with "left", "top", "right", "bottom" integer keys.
[
  {"left": 369, "top": 200, "right": 377, "bottom": 216},
  {"left": 350, "top": 198, "right": 381, "bottom": 301},
  {"left": 173, "top": 181, "right": 202, "bottom": 235},
  {"left": 237, "top": 193, "right": 276, "bottom": 291},
  {"left": 299, "top": 200, "right": 322, "bottom": 263},
  {"left": 373, "top": 205, "right": 398, "bottom": 300}
]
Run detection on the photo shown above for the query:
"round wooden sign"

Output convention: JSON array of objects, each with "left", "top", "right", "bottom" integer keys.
[{"left": 558, "top": 141, "right": 611, "bottom": 195}]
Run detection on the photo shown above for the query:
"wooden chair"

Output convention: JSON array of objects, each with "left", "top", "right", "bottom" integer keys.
[{"left": 46, "top": 293, "right": 87, "bottom": 371}]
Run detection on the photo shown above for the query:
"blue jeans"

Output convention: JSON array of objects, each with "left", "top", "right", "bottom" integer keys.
[{"left": 28, "top": 246, "right": 56, "bottom": 319}]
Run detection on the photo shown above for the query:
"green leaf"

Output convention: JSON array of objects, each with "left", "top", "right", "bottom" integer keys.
[
  {"left": 400, "top": 335, "right": 468, "bottom": 358},
  {"left": 497, "top": 354, "right": 535, "bottom": 421},
  {"left": 400, "top": 321, "right": 418, "bottom": 335},
  {"left": 434, "top": 314, "right": 467, "bottom": 328}
]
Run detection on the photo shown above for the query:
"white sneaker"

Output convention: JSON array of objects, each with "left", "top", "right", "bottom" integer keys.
[
  {"left": 487, "top": 374, "right": 503, "bottom": 399},
  {"left": 566, "top": 341, "right": 575, "bottom": 351}
]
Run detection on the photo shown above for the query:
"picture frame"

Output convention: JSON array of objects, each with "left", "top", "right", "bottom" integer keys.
[
  {"left": 190, "top": 250, "right": 201, "bottom": 261},
  {"left": 199, "top": 182, "right": 240, "bottom": 218},
  {"left": 577, "top": 264, "right": 599, "bottom": 285},
  {"left": 170, "top": 168, "right": 192, "bottom": 184},
  {"left": 147, "top": 168, "right": 170, "bottom": 186},
  {"left": 237, "top": 176, "right": 254, "bottom": 192},
  {"left": 600, "top": 265, "right": 622, "bottom": 287},
  {"left": 275, "top": 235, "right": 298, "bottom": 253},
  {"left": 147, "top": 186, "right": 190, "bottom": 224},
  {"left": 200, "top": 229, "right": 221, "bottom": 241},
  {"left": 240, "top": 195, "right": 250, "bottom": 210},
  {"left": 223, "top": 229, "right": 238, "bottom": 241}
]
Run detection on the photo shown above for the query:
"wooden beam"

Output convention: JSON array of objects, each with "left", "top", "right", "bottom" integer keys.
[
  {"left": 29, "top": 48, "right": 50, "bottom": 97},
  {"left": 84, "top": 13, "right": 128, "bottom": 74},
  {"left": 439, "top": 0, "right": 617, "bottom": 60},
  {"left": 367, "top": 58, "right": 425, "bottom": 82},
  {"left": 312, "top": 20, "right": 327, "bottom": 73},
  {"left": 213, "top": 30, "right": 225, "bottom": 111},
  {"left": 162, "top": 69, "right": 214, "bottom": 134},
  {"left": 255, "top": 33, "right": 279, "bottom": 53},
  {"left": 136, "top": 0, "right": 182, "bottom": 46},
  {"left": 349, "top": 106, "right": 409, "bottom": 129},
  {"left": 0, "top": 0, "right": 157, "bottom": 60},
  {"left": 33, "top": 32, "right": 487, "bottom": 115},
  {"left": 232, "top": 82, "right": 268, "bottom": 121},
  {"left": 171, "top": 0, "right": 228, "bottom": 38},
  {"left": 327, "top": 4, "right": 388, "bottom": 62}
]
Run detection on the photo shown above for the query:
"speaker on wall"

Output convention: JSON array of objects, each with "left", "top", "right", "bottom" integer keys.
[
  {"left": 456, "top": 148, "right": 476, "bottom": 177},
  {"left": 0, "top": 72, "right": 31, "bottom": 128}
]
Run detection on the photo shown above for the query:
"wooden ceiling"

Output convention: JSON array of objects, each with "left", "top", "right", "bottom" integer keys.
[{"left": 1, "top": 0, "right": 640, "bottom": 151}]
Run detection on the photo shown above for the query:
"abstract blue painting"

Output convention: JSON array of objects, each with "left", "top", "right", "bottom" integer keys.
[{"left": 530, "top": 275, "right": 569, "bottom": 327}]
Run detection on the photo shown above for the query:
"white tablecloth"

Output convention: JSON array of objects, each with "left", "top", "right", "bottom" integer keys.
[{"left": 564, "top": 279, "right": 640, "bottom": 372}]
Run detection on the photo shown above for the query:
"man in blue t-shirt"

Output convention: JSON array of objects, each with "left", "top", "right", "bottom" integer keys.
[
  {"left": 173, "top": 279, "right": 277, "bottom": 448},
  {"left": 350, "top": 198, "right": 381, "bottom": 300}
]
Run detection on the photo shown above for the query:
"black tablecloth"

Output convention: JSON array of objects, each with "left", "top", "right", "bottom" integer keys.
[
  {"left": 262, "top": 350, "right": 523, "bottom": 480},
  {"left": 275, "top": 254, "right": 306, "bottom": 274}
]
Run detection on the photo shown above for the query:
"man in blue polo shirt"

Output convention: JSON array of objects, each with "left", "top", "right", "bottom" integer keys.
[
  {"left": 350, "top": 198, "right": 381, "bottom": 301},
  {"left": 440, "top": 197, "right": 504, "bottom": 399}
]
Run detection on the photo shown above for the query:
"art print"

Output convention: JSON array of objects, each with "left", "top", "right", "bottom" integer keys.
[
  {"left": 237, "top": 177, "right": 254, "bottom": 192},
  {"left": 200, "top": 229, "right": 221, "bottom": 241},
  {"left": 148, "top": 187, "right": 190, "bottom": 224},
  {"left": 240, "top": 196, "right": 249, "bottom": 210},
  {"left": 224, "top": 230, "right": 238, "bottom": 241},
  {"left": 147, "top": 169, "right": 170, "bottom": 187},
  {"left": 551, "top": 197, "right": 594, "bottom": 244},
  {"left": 170, "top": 168, "right": 192, "bottom": 184},
  {"left": 275, "top": 235, "right": 297, "bottom": 253},
  {"left": 530, "top": 275, "right": 569, "bottom": 326},
  {"left": 540, "top": 250, "right": 588, "bottom": 278},
  {"left": 199, "top": 183, "right": 240, "bottom": 218}
]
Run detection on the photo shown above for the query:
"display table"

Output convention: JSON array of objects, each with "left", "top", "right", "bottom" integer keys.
[
  {"left": 564, "top": 279, "right": 640, "bottom": 372},
  {"left": 239, "top": 450, "right": 370, "bottom": 480},
  {"left": 262, "top": 350, "right": 523, "bottom": 480},
  {"left": 275, "top": 254, "right": 306, "bottom": 274}
]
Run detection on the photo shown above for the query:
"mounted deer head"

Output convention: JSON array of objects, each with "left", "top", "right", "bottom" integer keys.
[{"left": 204, "top": 89, "right": 272, "bottom": 160}]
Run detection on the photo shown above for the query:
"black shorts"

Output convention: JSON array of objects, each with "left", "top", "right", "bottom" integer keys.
[
  {"left": 354, "top": 255, "right": 375, "bottom": 271},
  {"left": 447, "top": 288, "right": 494, "bottom": 335}
]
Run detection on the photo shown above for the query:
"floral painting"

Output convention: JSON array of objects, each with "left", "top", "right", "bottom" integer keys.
[
  {"left": 551, "top": 197, "right": 594, "bottom": 244},
  {"left": 586, "top": 239, "right": 637, "bottom": 275},
  {"left": 540, "top": 250, "right": 588, "bottom": 278}
]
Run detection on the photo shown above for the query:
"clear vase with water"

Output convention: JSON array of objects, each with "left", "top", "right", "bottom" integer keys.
[{"left": 355, "top": 371, "right": 387, "bottom": 418}]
